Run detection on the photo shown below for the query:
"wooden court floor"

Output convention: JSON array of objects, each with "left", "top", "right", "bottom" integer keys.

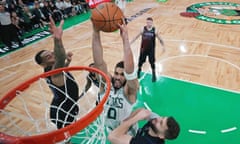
[{"left": 0, "top": 0, "right": 240, "bottom": 141}]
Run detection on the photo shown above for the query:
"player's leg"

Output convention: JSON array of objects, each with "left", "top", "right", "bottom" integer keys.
[
  {"left": 149, "top": 49, "right": 156, "bottom": 82},
  {"left": 137, "top": 52, "right": 147, "bottom": 78}
]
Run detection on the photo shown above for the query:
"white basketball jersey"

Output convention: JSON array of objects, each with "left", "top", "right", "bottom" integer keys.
[{"left": 102, "top": 86, "right": 133, "bottom": 131}]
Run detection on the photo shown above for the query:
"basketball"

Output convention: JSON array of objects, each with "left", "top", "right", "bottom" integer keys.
[{"left": 91, "top": 2, "right": 124, "bottom": 32}]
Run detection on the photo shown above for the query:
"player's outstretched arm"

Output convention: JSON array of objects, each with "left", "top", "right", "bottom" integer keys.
[
  {"left": 49, "top": 16, "right": 68, "bottom": 86},
  {"left": 130, "top": 29, "right": 142, "bottom": 45},
  {"left": 91, "top": 25, "right": 108, "bottom": 76},
  {"left": 108, "top": 108, "right": 151, "bottom": 144},
  {"left": 156, "top": 31, "right": 166, "bottom": 53},
  {"left": 49, "top": 17, "right": 66, "bottom": 70},
  {"left": 118, "top": 20, "right": 139, "bottom": 104}
]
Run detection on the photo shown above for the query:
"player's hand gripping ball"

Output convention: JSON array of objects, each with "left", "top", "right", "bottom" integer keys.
[{"left": 91, "top": 2, "right": 124, "bottom": 32}]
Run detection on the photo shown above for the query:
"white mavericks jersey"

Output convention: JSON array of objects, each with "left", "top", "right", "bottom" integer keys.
[{"left": 101, "top": 86, "right": 137, "bottom": 134}]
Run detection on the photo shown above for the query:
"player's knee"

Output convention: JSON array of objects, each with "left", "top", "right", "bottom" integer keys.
[{"left": 150, "top": 63, "right": 155, "bottom": 69}]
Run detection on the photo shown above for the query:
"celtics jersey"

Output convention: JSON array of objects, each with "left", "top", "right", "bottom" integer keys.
[{"left": 100, "top": 86, "right": 137, "bottom": 135}]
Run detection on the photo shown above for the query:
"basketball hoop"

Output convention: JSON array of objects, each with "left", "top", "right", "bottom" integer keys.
[{"left": 0, "top": 66, "right": 111, "bottom": 144}]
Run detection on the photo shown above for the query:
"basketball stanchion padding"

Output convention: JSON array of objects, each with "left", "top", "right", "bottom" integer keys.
[
  {"left": 86, "top": 0, "right": 111, "bottom": 9},
  {"left": 0, "top": 66, "right": 111, "bottom": 144}
]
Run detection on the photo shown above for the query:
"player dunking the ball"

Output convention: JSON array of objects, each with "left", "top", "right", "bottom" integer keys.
[
  {"left": 91, "top": 17, "right": 139, "bottom": 136},
  {"left": 131, "top": 17, "right": 165, "bottom": 82}
]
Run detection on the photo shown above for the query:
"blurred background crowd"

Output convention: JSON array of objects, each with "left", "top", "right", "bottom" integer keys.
[{"left": 0, "top": 0, "right": 89, "bottom": 49}]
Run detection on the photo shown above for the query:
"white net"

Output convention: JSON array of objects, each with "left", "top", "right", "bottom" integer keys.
[
  {"left": 0, "top": 67, "right": 110, "bottom": 144},
  {"left": 71, "top": 114, "right": 106, "bottom": 144}
]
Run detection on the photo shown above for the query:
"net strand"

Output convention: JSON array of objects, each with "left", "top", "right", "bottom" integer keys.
[
  {"left": 17, "top": 92, "right": 40, "bottom": 134},
  {"left": 62, "top": 71, "right": 78, "bottom": 126},
  {"left": 72, "top": 113, "right": 106, "bottom": 144},
  {"left": 0, "top": 67, "right": 110, "bottom": 143},
  {"left": 39, "top": 78, "right": 53, "bottom": 132},
  {"left": 47, "top": 71, "right": 79, "bottom": 128}
]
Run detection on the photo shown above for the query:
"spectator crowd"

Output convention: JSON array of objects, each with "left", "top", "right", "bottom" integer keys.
[{"left": 0, "top": 0, "right": 89, "bottom": 49}]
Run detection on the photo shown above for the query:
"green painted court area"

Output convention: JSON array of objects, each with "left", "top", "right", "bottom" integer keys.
[
  {"left": 71, "top": 73, "right": 240, "bottom": 143},
  {"left": 136, "top": 73, "right": 240, "bottom": 144}
]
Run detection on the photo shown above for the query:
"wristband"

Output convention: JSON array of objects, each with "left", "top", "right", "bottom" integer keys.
[{"left": 124, "top": 69, "right": 137, "bottom": 80}]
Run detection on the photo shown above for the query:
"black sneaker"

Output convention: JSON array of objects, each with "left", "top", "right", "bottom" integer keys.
[
  {"left": 19, "top": 43, "right": 24, "bottom": 47},
  {"left": 137, "top": 70, "right": 141, "bottom": 78},
  {"left": 152, "top": 74, "right": 156, "bottom": 82}
]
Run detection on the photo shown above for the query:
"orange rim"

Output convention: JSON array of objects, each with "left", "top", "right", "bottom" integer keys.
[{"left": 0, "top": 66, "right": 111, "bottom": 144}]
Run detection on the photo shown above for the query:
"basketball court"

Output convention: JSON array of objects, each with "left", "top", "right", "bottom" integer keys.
[
  {"left": 0, "top": 0, "right": 240, "bottom": 143},
  {"left": 136, "top": 74, "right": 240, "bottom": 144}
]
